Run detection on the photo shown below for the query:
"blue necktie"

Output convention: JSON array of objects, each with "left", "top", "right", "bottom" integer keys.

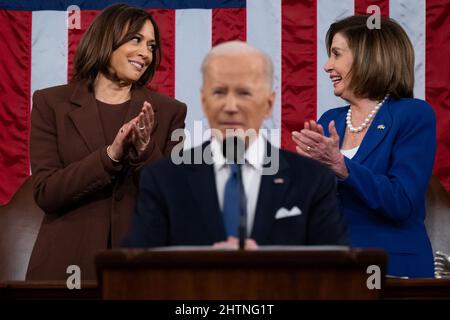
[{"left": 222, "top": 164, "right": 240, "bottom": 237}]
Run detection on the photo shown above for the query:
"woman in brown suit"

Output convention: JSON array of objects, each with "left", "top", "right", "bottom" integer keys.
[{"left": 27, "top": 4, "right": 187, "bottom": 280}]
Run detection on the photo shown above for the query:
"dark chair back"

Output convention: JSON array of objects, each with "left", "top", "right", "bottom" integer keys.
[
  {"left": 425, "top": 176, "right": 450, "bottom": 255},
  {"left": 0, "top": 177, "right": 44, "bottom": 281}
]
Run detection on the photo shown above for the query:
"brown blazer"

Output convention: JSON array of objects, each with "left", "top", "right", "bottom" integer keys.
[{"left": 26, "top": 81, "right": 186, "bottom": 280}]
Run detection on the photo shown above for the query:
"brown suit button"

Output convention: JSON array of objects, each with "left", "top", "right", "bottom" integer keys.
[{"left": 114, "top": 191, "right": 123, "bottom": 201}]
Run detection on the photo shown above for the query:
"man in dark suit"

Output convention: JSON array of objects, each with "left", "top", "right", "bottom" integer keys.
[{"left": 123, "top": 41, "right": 348, "bottom": 248}]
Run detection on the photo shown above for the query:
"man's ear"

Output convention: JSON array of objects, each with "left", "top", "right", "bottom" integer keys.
[
  {"left": 265, "top": 90, "right": 275, "bottom": 118},
  {"left": 201, "top": 87, "right": 206, "bottom": 114}
]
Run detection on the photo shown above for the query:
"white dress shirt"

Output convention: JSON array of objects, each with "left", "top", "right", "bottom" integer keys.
[
  {"left": 210, "top": 134, "right": 266, "bottom": 236},
  {"left": 340, "top": 145, "right": 359, "bottom": 159}
]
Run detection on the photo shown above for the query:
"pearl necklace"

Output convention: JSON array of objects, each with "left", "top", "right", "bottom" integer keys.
[{"left": 346, "top": 94, "right": 389, "bottom": 133}]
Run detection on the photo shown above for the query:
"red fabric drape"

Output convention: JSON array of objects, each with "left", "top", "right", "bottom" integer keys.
[
  {"left": 147, "top": 9, "right": 175, "bottom": 97},
  {"left": 0, "top": 10, "right": 31, "bottom": 205},
  {"left": 281, "top": 0, "right": 317, "bottom": 151},
  {"left": 355, "top": 0, "right": 389, "bottom": 17},
  {"left": 212, "top": 8, "right": 246, "bottom": 46},
  {"left": 426, "top": 1, "right": 450, "bottom": 194}
]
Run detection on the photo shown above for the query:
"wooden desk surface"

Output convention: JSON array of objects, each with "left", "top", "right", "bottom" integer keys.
[
  {"left": 0, "top": 281, "right": 99, "bottom": 300},
  {"left": 96, "top": 248, "right": 387, "bottom": 300},
  {"left": 384, "top": 278, "right": 450, "bottom": 299}
]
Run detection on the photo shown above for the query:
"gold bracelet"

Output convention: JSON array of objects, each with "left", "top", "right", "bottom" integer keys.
[{"left": 106, "top": 145, "right": 120, "bottom": 163}]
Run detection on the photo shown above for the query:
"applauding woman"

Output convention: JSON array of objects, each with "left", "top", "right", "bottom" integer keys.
[
  {"left": 27, "top": 4, "right": 186, "bottom": 280},
  {"left": 292, "top": 15, "right": 436, "bottom": 277}
]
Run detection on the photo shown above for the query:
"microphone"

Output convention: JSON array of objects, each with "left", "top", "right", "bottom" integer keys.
[{"left": 222, "top": 136, "right": 247, "bottom": 250}]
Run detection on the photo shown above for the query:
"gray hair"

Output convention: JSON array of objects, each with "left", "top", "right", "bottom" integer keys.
[{"left": 201, "top": 41, "right": 274, "bottom": 88}]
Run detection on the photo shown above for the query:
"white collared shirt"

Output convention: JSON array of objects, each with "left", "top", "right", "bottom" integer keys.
[
  {"left": 340, "top": 145, "right": 360, "bottom": 159},
  {"left": 210, "top": 134, "right": 266, "bottom": 236}
]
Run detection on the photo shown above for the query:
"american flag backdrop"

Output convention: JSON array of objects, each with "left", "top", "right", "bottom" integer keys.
[{"left": 0, "top": 0, "right": 449, "bottom": 205}]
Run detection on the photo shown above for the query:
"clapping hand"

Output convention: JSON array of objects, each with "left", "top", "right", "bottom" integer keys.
[
  {"left": 292, "top": 120, "right": 348, "bottom": 179},
  {"left": 130, "top": 101, "right": 154, "bottom": 157},
  {"left": 107, "top": 101, "right": 154, "bottom": 162}
]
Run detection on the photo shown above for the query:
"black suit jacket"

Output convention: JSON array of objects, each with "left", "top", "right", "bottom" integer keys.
[{"left": 123, "top": 142, "right": 348, "bottom": 247}]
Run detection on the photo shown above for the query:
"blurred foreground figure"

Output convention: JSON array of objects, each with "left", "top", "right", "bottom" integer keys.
[{"left": 123, "top": 41, "right": 348, "bottom": 249}]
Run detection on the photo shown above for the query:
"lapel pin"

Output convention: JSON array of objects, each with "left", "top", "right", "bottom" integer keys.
[
  {"left": 377, "top": 124, "right": 385, "bottom": 130},
  {"left": 273, "top": 178, "right": 284, "bottom": 184}
]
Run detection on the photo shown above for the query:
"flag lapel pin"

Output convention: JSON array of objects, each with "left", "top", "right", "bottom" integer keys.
[{"left": 273, "top": 178, "right": 284, "bottom": 184}]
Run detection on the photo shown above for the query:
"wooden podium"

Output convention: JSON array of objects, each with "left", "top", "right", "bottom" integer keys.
[{"left": 96, "top": 247, "right": 387, "bottom": 300}]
